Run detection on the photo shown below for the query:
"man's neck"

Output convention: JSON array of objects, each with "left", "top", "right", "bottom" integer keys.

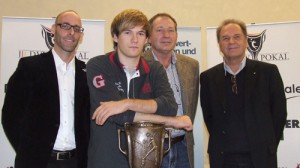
[
  {"left": 118, "top": 53, "right": 140, "bottom": 69},
  {"left": 224, "top": 55, "right": 245, "bottom": 73},
  {"left": 53, "top": 47, "right": 75, "bottom": 64}
]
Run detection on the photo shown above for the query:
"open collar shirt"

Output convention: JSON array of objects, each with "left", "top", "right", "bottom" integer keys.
[{"left": 52, "top": 49, "right": 76, "bottom": 151}]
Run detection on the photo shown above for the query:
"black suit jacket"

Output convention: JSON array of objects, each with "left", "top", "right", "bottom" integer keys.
[
  {"left": 2, "top": 51, "right": 90, "bottom": 168},
  {"left": 200, "top": 58, "right": 287, "bottom": 168}
]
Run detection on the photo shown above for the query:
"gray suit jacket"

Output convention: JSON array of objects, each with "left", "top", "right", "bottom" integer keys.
[{"left": 143, "top": 51, "right": 199, "bottom": 168}]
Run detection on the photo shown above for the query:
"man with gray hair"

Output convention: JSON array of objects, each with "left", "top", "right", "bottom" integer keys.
[{"left": 200, "top": 19, "right": 287, "bottom": 168}]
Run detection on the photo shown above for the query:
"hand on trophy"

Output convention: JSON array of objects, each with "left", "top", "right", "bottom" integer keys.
[{"left": 172, "top": 115, "right": 193, "bottom": 131}]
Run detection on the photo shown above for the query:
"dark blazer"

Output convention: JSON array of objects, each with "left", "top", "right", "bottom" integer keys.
[
  {"left": 200, "top": 58, "right": 287, "bottom": 168},
  {"left": 2, "top": 51, "right": 90, "bottom": 168},
  {"left": 143, "top": 51, "right": 199, "bottom": 168}
]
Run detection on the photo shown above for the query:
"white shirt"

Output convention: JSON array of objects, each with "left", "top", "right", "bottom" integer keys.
[
  {"left": 52, "top": 50, "right": 76, "bottom": 151},
  {"left": 123, "top": 66, "right": 140, "bottom": 99}
]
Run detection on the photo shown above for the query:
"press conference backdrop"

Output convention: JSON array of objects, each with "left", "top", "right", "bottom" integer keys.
[
  {"left": 207, "top": 21, "right": 300, "bottom": 168},
  {"left": 0, "top": 17, "right": 204, "bottom": 167}
]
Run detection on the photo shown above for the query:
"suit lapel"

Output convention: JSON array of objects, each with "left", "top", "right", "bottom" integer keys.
[
  {"left": 44, "top": 51, "right": 58, "bottom": 80},
  {"left": 213, "top": 64, "right": 226, "bottom": 108},
  {"left": 176, "top": 57, "right": 187, "bottom": 114},
  {"left": 74, "top": 58, "right": 86, "bottom": 117},
  {"left": 244, "top": 59, "right": 258, "bottom": 102},
  {"left": 74, "top": 58, "right": 86, "bottom": 85},
  {"left": 41, "top": 51, "right": 60, "bottom": 119},
  {"left": 43, "top": 51, "right": 60, "bottom": 97}
]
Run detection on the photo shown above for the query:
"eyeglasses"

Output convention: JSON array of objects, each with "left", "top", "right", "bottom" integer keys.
[
  {"left": 231, "top": 75, "right": 238, "bottom": 95},
  {"left": 56, "top": 23, "right": 84, "bottom": 33}
]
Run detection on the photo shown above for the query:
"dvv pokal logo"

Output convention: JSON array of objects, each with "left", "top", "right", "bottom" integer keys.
[
  {"left": 247, "top": 30, "right": 266, "bottom": 60},
  {"left": 246, "top": 29, "right": 289, "bottom": 62}
]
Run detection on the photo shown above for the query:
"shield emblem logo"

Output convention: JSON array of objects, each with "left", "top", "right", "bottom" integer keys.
[{"left": 41, "top": 25, "right": 54, "bottom": 49}]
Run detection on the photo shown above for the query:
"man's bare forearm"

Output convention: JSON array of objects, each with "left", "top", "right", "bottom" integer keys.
[{"left": 133, "top": 113, "right": 193, "bottom": 131}]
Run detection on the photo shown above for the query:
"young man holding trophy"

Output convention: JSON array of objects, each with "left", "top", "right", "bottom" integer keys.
[{"left": 86, "top": 9, "right": 193, "bottom": 168}]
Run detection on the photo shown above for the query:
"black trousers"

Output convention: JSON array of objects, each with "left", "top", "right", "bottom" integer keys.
[
  {"left": 47, "top": 155, "right": 77, "bottom": 168},
  {"left": 223, "top": 153, "right": 254, "bottom": 168}
]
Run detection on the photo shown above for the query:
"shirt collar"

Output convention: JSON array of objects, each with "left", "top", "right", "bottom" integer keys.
[
  {"left": 109, "top": 51, "right": 150, "bottom": 74},
  {"left": 223, "top": 56, "right": 246, "bottom": 76},
  {"left": 151, "top": 50, "right": 177, "bottom": 66},
  {"left": 52, "top": 49, "right": 75, "bottom": 71}
]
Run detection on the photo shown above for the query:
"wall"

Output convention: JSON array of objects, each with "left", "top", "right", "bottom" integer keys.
[{"left": 1, "top": 0, "right": 299, "bottom": 70}]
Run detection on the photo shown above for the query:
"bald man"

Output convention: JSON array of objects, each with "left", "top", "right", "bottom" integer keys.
[{"left": 2, "top": 10, "right": 90, "bottom": 168}]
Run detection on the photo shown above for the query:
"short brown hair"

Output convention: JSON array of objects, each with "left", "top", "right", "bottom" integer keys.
[
  {"left": 149, "top": 13, "right": 177, "bottom": 32},
  {"left": 111, "top": 9, "right": 150, "bottom": 48},
  {"left": 216, "top": 19, "right": 247, "bottom": 42}
]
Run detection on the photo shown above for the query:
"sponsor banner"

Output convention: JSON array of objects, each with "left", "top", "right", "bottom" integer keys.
[
  {"left": 145, "top": 27, "right": 201, "bottom": 60},
  {"left": 175, "top": 27, "right": 201, "bottom": 61},
  {"left": 0, "top": 17, "right": 105, "bottom": 168},
  {"left": 177, "top": 27, "right": 203, "bottom": 168},
  {"left": 207, "top": 21, "right": 300, "bottom": 168}
]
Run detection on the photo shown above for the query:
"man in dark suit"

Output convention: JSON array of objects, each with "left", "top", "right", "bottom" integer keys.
[
  {"left": 200, "top": 19, "right": 287, "bottom": 168},
  {"left": 143, "top": 13, "right": 199, "bottom": 168},
  {"left": 2, "top": 10, "right": 90, "bottom": 168}
]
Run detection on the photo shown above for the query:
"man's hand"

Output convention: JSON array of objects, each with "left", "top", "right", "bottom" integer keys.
[
  {"left": 134, "top": 113, "right": 193, "bottom": 131},
  {"left": 171, "top": 115, "right": 193, "bottom": 131},
  {"left": 92, "top": 100, "right": 128, "bottom": 125}
]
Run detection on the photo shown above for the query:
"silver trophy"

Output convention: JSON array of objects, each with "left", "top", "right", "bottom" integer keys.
[{"left": 118, "top": 121, "right": 171, "bottom": 168}]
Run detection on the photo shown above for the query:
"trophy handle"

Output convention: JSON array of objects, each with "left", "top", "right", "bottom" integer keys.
[
  {"left": 163, "top": 129, "right": 172, "bottom": 155},
  {"left": 118, "top": 128, "right": 127, "bottom": 156}
]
